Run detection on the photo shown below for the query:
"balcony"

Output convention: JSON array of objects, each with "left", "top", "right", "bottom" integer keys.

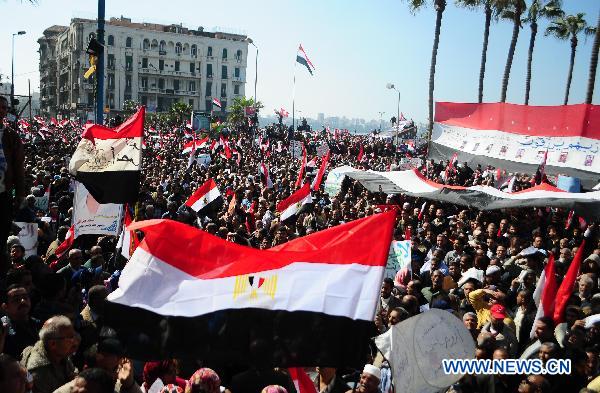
[
  {"left": 206, "top": 74, "right": 213, "bottom": 79},
  {"left": 221, "top": 57, "right": 228, "bottom": 63},
  {"left": 232, "top": 76, "right": 243, "bottom": 82},
  {"left": 107, "top": 64, "right": 115, "bottom": 70},
  {"left": 207, "top": 55, "right": 214, "bottom": 61},
  {"left": 159, "top": 50, "right": 167, "bottom": 56},
  {"left": 221, "top": 75, "right": 228, "bottom": 80},
  {"left": 234, "top": 56, "right": 243, "bottom": 63},
  {"left": 140, "top": 86, "right": 148, "bottom": 92}
]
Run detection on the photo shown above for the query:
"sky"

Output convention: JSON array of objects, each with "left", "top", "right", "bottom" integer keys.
[{"left": 1, "top": 0, "right": 599, "bottom": 124}]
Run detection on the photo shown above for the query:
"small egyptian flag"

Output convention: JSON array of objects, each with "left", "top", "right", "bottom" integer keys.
[
  {"left": 277, "top": 183, "right": 312, "bottom": 222},
  {"left": 185, "top": 179, "right": 223, "bottom": 216}
]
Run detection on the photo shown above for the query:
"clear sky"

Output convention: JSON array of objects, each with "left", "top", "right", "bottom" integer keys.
[{"left": 1, "top": 0, "right": 598, "bottom": 123}]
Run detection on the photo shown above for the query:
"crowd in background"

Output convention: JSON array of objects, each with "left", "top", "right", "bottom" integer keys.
[{"left": 0, "top": 98, "right": 599, "bottom": 393}]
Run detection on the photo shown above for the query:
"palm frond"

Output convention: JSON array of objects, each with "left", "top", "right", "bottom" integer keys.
[{"left": 405, "top": 0, "right": 428, "bottom": 14}]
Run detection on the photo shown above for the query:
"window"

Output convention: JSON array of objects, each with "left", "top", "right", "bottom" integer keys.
[
  {"left": 158, "top": 78, "right": 165, "bottom": 89},
  {"left": 108, "top": 74, "right": 115, "bottom": 89},
  {"left": 189, "top": 99, "right": 194, "bottom": 107},
  {"left": 234, "top": 84, "right": 240, "bottom": 95},
  {"left": 126, "top": 37, "right": 133, "bottom": 48},
  {"left": 141, "top": 77, "right": 148, "bottom": 89},
  {"left": 189, "top": 81, "right": 195, "bottom": 91},
  {"left": 205, "top": 81, "right": 212, "bottom": 96},
  {"left": 141, "top": 96, "right": 148, "bottom": 106},
  {"left": 207, "top": 46, "right": 212, "bottom": 57},
  {"left": 175, "top": 61, "right": 180, "bottom": 72},
  {"left": 174, "top": 80, "right": 180, "bottom": 91},
  {"left": 125, "top": 75, "right": 132, "bottom": 90},
  {"left": 205, "top": 100, "right": 212, "bottom": 111},
  {"left": 190, "top": 62, "right": 195, "bottom": 74},
  {"left": 221, "top": 100, "right": 227, "bottom": 110},
  {"left": 107, "top": 54, "right": 115, "bottom": 69},
  {"left": 159, "top": 41, "right": 166, "bottom": 52},
  {"left": 222, "top": 65, "right": 227, "bottom": 79},
  {"left": 222, "top": 48, "right": 227, "bottom": 59},
  {"left": 107, "top": 35, "right": 114, "bottom": 46},
  {"left": 234, "top": 67, "right": 240, "bottom": 78},
  {"left": 206, "top": 64, "right": 212, "bottom": 77},
  {"left": 125, "top": 56, "right": 133, "bottom": 71},
  {"left": 143, "top": 39, "right": 150, "bottom": 50},
  {"left": 159, "top": 59, "right": 164, "bottom": 71},
  {"left": 142, "top": 58, "right": 148, "bottom": 68},
  {"left": 151, "top": 39, "right": 158, "bottom": 50},
  {"left": 175, "top": 42, "right": 182, "bottom": 54},
  {"left": 236, "top": 49, "right": 242, "bottom": 60},
  {"left": 191, "top": 44, "right": 197, "bottom": 56},
  {"left": 87, "top": 93, "right": 94, "bottom": 104},
  {"left": 221, "top": 83, "right": 226, "bottom": 97}
]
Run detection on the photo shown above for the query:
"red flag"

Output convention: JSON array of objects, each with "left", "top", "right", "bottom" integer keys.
[
  {"left": 530, "top": 254, "right": 558, "bottom": 339},
  {"left": 295, "top": 147, "right": 307, "bottom": 189},
  {"left": 357, "top": 144, "right": 364, "bottom": 162},
  {"left": 288, "top": 368, "right": 317, "bottom": 393},
  {"left": 404, "top": 227, "right": 412, "bottom": 241},
  {"left": 55, "top": 225, "right": 75, "bottom": 259},
  {"left": 311, "top": 150, "right": 330, "bottom": 191},
  {"left": 418, "top": 201, "right": 427, "bottom": 220},
  {"left": 553, "top": 240, "right": 586, "bottom": 324},
  {"left": 565, "top": 210, "right": 574, "bottom": 230}
]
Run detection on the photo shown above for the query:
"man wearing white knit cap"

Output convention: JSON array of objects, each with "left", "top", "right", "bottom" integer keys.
[{"left": 346, "top": 364, "right": 381, "bottom": 393}]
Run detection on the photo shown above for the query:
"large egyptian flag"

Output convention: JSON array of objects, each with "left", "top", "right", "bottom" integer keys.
[
  {"left": 105, "top": 211, "right": 396, "bottom": 366},
  {"left": 277, "top": 183, "right": 312, "bottom": 222},
  {"left": 431, "top": 102, "right": 600, "bottom": 187},
  {"left": 296, "top": 44, "right": 315, "bottom": 75},
  {"left": 185, "top": 178, "right": 223, "bottom": 215},
  {"left": 69, "top": 107, "right": 144, "bottom": 203}
]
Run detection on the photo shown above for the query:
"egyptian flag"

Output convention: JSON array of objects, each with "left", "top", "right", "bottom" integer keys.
[
  {"left": 289, "top": 368, "right": 318, "bottom": 393},
  {"left": 277, "top": 183, "right": 312, "bottom": 222},
  {"left": 417, "top": 201, "right": 427, "bottom": 220},
  {"left": 296, "top": 44, "right": 315, "bottom": 75},
  {"left": 69, "top": 107, "right": 144, "bottom": 203},
  {"left": 212, "top": 98, "right": 222, "bottom": 108},
  {"left": 530, "top": 254, "right": 558, "bottom": 339},
  {"left": 553, "top": 240, "right": 586, "bottom": 324},
  {"left": 182, "top": 140, "right": 197, "bottom": 155},
  {"left": 116, "top": 207, "right": 140, "bottom": 260},
  {"left": 259, "top": 162, "right": 273, "bottom": 189},
  {"left": 104, "top": 211, "right": 396, "bottom": 365},
  {"left": 185, "top": 179, "right": 223, "bottom": 215},
  {"left": 357, "top": 145, "right": 364, "bottom": 162},
  {"left": 295, "top": 147, "right": 307, "bottom": 189},
  {"left": 55, "top": 225, "right": 75, "bottom": 259},
  {"left": 312, "top": 151, "right": 330, "bottom": 191}
]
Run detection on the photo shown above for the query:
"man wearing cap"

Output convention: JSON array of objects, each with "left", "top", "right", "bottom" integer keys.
[
  {"left": 345, "top": 365, "right": 381, "bottom": 393},
  {"left": 480, "top": 304, "right": 519, "bottom": 357},
  {"left": 468, "top": 287, "right": 515, "bottom": 331}
]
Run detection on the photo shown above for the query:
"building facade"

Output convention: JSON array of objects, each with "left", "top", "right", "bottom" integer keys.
[{"left": 38, "top": 17, "right": 249, "bottom": 117}]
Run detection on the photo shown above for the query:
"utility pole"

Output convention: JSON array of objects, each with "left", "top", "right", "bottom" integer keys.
[{"left": 95, "top": 0, "right": 105, "bottom": 124}]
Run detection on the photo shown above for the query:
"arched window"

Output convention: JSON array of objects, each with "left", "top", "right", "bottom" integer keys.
[
  {"left": 107, "top": 35, "right": 114, "bottom": 46},
  {"left": 236, "top": 49, "right": 242, "bottom": 60},
  {"left": 175, "top": 42, "right": 182, "bottom": 54},
  {"left": 222, "top": 48, "right": 227, "bottom": 59},
  {"left": 191, "top": 44, "right": 197, "bottom": 56},
  {"left": 151, "top": 39, "right": 158, "bottom": 50},
  {"left": 126, "top": 37, "right": 133, "bottom": 48},
  {"left": 143, "top": 39, "right": 150, "bottom": 50},
  {"left": 159, "top": 40, "right": 166, "bottom": 52}
]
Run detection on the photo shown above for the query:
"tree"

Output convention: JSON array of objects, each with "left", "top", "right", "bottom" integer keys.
[
  {"left": 405, "top": 0, "right": 447, "bottom": 139},
  {"left": 169, "top": 101, "right": 192, "bottom": 124},
  {"left": 523, "top": 0, "right": 563, "bottom": 105},
  {"left": 455, "top": 0, "right": 501, "bottom": 103},
  {"left": 499, "top": 0, "right": 527, "bottom": 103},
  {"left": 227, "top": 96, "right": 264, "bottom": 130},
  {"left": 122, "top": 99, "right": 139, "bottom": 116},
  {"left": 546, "top": 13, "right": 595, "bottom": 104},
  {"left": 586, "top": 11, "right": 600, "bottom": 104}
]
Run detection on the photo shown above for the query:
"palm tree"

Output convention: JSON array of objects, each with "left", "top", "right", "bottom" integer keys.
[
  {"left": 546, "top": 13, "right": 595, "bottom": 105},
  {"left": 523, "top": 0, "right": 563, "bottom": 105},
  {"left": 455, "top": 0, "right": 502, "bottom": 103},
  {"left": 169, "top": 101, "right": 192, "bottom": 124},
  {"left": 586, "top": 11, "right": 600, "bottom": 104},
  {"left": 499, "top": 0, "right": 527, "bottom": 103},
  {"left": 227, "top": 96, "right": 263, "bottom": 130},
  {"left": 406, "top": 0, "right": 447, "bottom": 139}
]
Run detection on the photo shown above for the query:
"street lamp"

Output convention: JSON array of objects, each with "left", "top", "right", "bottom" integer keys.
[
  {"left": 11, "top": 31, "right": 26, "bottom": 110},
  {"left": 386, "top": 83, "right": 401, "bottom": 146},
  {"left": 246, "top": 38, "right": 258, "bottom": 104}
]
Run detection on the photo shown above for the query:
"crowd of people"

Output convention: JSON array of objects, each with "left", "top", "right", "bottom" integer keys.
[{"left": 0, "top": 95, "right": 599, "bottom": 393}]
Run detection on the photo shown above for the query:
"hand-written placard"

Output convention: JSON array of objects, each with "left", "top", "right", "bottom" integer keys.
[
  {"left": 385, "top": 241, "right": 411, "bottom": 279},
  {"left": 15, "top": 222, "right": 38, "bottom": 257},
  {"left": 375, "top": 309, "right": 476, "bottom": 393}
]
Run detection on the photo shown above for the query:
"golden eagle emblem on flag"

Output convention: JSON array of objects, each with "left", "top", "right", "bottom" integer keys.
[{"left": 233, "top": 274, "right": 277, "bottom": 300}]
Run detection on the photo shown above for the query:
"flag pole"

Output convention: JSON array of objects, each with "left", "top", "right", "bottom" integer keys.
[{"left": 291, "top": 46, "right": 298, "bottom": 160}]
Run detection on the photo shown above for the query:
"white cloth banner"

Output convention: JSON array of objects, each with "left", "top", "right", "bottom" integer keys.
[
  {"left": 14, "top": 222, "right": 38, "bottom": 257},
  {"left": 385, "top": 240, "right": 411, "bottom": 279},
  {"left": 72, "top": 181, "right": 123, "bottom": 237}
]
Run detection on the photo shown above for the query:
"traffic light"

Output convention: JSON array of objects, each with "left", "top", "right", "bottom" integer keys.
[{"left": 84, "top": 33, "right": 104, "bottom": 79}]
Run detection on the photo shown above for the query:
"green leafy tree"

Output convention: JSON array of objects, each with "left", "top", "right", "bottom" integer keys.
[
  {"left": 523, "top": 0, "right": 563, "bottom": 105},
  {"left": 546, "top": 13, "right": 595, "bottom": 104},
  {"left": 405, "top": 0, "right": 447, "bottom": 138},
  {"left": 227, "top": 96, "right": 264, "bottom": 129},
  {"left": 122, "top": 99, "right": 139, "bottom": 116},
  {"left": 498, "top": 0, "right": 527, "bottom": 103},
  {"left": 169, "top": 101, "right": 192, "bottom": 124}
]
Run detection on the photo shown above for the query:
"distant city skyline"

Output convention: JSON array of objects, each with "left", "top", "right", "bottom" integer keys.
[{"left": 1, "top": 0, "right": 598, "bottom": 123}]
